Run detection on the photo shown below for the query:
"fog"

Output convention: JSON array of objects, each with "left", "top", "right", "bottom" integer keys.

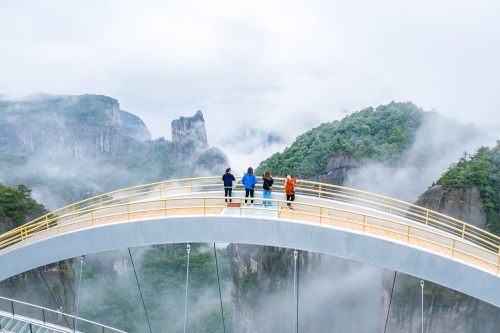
[
  {"left": 2, "top": 1, "right": 500, "bottom": 331},
  {"left": 252, "top": 254, "right": 385, "bottom": 332},
  {"left": 74, "top": 245, "right": 232, "bottom": 333},
  {"left": 70, "top": 245, "right": 387, "bottom": 333},
  {"left": 1, "top": 1, "right": 499, "bottom": 175},
  {"left": 344, "top": 112, "right": 495, "bottom": 203}
]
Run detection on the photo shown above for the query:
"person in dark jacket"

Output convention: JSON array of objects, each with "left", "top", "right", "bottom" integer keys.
[
  {"left": 222, "top": 167, "right": 236, "bottom": 204},
  {"left": 262, "top": 170, "right": 274, "bottom": 207},
  {"left": 241, "top": 167, "right": 257, "bottom": 206}
]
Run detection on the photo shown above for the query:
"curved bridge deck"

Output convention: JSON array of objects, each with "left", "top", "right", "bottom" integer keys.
[{"left": 1, "top": 177, "right": 500, "bottom": 307}]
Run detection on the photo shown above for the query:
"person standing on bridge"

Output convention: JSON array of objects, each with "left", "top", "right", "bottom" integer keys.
[
  {"left": 241, "top": 167, "right": 257, "bottom": 206},
  {"left": 284, "top": 172, "right": 297, "bottom": 209},
  {"left": 262, "top": 170, "right": 274, "bottom": 207},
  {"left": 222, "top": 167, "right": 236, "bottom": 205}
]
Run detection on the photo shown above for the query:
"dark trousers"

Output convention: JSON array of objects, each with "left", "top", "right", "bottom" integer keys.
[
  {"left": 286, "top": 193, "right": 295, "bottom": 206},
  {"left": 224, "top": 188, "right": 232, "bottom": 202},
  {"left": 245, "top": 189, "right": 255, "bottom": 203}
]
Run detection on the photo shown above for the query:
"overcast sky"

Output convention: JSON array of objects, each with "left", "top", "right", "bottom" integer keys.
[{"left": 1, "top": 1, "right": 499, "bottom": 172}]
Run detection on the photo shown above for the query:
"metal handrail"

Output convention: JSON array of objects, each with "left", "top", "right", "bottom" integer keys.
[
  {"left": 0, "top": 295, "right": 127, "bottom": 333},
  {"left": 1, "top": 194, "right": 500, "bottom": 278},
  {"left": 2, "top": 177, "right": 499, "bottom": 251},
  {"left": 1, "top": 177, "right": 499, "bottom": 273}
]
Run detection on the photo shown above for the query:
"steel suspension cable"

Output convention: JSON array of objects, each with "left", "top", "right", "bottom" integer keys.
[
  {"left": 292, "top": 250, "right": 298, "bottom": 333},
  {"left": 40, "top": 270, "right": 73, "bottom": 330},
  {"left": 183, "top": 244, "right": 191, "bottom": 333},
  {"left": 128, "top": 248, "right": 153, "bottom": 333},
  {"left": 213, "top": 243, "right": 226, "bottom": 333},
  {"left": 383, "top": 271, "right": 397, "bottom": 333},
  {"left": 74, "top": 255, "right": 85, "bottom": 333},
  {"left": 421, "top": 279, "right": 424, "bottom": 333}
]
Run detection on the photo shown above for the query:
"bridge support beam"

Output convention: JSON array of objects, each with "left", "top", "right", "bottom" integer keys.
[{"left": 2, "top": 216, "right": 500, "bottom": 309}]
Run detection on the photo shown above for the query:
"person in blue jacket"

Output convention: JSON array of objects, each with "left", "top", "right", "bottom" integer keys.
[
  {"left": 241, "top": 167, "right": 258, "bottom": 206},
  {"left": 222, "top": 167, "right": 236, "bottom": 204}
]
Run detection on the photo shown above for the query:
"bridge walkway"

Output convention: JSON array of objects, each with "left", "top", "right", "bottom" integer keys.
[{"left": 1, "top": 177, "right": 500, "bottom": 307}]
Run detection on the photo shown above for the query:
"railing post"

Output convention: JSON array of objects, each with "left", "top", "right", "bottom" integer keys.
[
  {"left": 128, "top": 190, "right": 132, "bottom": 202},
  {"left": 43, "top": 308, "right": 46, "bottom": 323},
  {"left": 451, "top": 239, "right": 456, "bottom": 258},
  {"left": 319, "top": 207, "right": 323, "bottom": 225},
  {"left": 159, "top": 184, "right": 163, "bottom": 198},
  {"left": 389, "top": 200, "right": 393, "bottom": 214},
  {"left": 190, "top": 179, "right": 193, "bottom": 192},
  {"left": 318, "top": 184, "right": 322, "bottom": 198},
  {"left": 462, "top": 224, "right": 466, "bottom": 239},
  {"left": 425, "top": 210, "right": 429, "bottom": 225},
  {"left": 362, "top": 215, "right": 366, "bottom": 233},
  {"left": 407, "top": 226, "right": 411, "bottom": 244},
  {"left": 11, "top": 300, "right": 14, "bottom": 315}
]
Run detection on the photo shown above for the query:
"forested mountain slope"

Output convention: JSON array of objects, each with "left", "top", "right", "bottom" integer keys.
[
  {"left": 257, "top": 101, "right": 422, "bottom": 178},
  {"left": 256, "top": 101, "right": 489, "bottom": 203}
]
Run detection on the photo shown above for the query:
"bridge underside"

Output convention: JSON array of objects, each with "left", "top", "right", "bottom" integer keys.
[{"left": 1, "top": 216, "right": 498, "bottom": 308}]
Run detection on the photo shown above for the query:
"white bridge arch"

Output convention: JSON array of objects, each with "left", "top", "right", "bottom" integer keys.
[{"left": 1, "top": 177, "right": 499, "bottom": 308}]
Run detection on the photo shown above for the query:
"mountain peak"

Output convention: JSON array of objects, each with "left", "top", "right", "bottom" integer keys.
[{"left": 171, "top": 110, "right": 209, "bottom": 150}]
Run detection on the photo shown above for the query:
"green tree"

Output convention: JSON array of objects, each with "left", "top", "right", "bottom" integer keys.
[
  {"left": 437, "top": 143, "right": 500, "bottom": 234},
  {"left": 0, "top": 183, "right": 47, "bottom": 226}
]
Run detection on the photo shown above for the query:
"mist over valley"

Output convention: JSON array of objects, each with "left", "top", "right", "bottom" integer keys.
[{"left": 1, "top": 94, "right": 499, "bottom": 332}]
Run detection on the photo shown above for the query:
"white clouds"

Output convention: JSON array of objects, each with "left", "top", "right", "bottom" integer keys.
[{"left": 1, "top": 0, "right": 499, "bottom": 172}]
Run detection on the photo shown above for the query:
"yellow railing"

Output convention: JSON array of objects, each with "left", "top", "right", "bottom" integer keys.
[{"left": 1, "top": 177, "right": 499, "bottom": 275}]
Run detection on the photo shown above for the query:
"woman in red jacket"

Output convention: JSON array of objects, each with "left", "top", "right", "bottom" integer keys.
[{"left": 284, "top": 172, "right": 297, "bottom": 209}]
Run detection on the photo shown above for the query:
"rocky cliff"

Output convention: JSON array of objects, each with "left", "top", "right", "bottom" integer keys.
[
  {"left": 0, "top": 94, "right": 229, "bottom": 328},
  {"left": 171, "top": 110, "right": 208, "bottom": 151},
  {"left": 0, "top": 95, "right": 228, "bottom": 209},
  {"left": 311, "top": 153, "right": 359, "bottom": 185},
  {"left": 414, "top": 185, "right": 487, "bottom": 229},
  {"left": 0, "top": 260, "right": 76, "bottom": 323},
  {"left": 228, "top": 244, "right": 386, "bottom": 332},
  {"left": 382, "top": 271, "right": 500, "bottom": 333},
  {"left": 0, "top": 94, "right": 150, "bottom": 160},
  {"left": 228, "top": 245, "right": 308, "bottom": 333},
  {"left": 379, "top": 183, "right": 500, "bottom": 332}
]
